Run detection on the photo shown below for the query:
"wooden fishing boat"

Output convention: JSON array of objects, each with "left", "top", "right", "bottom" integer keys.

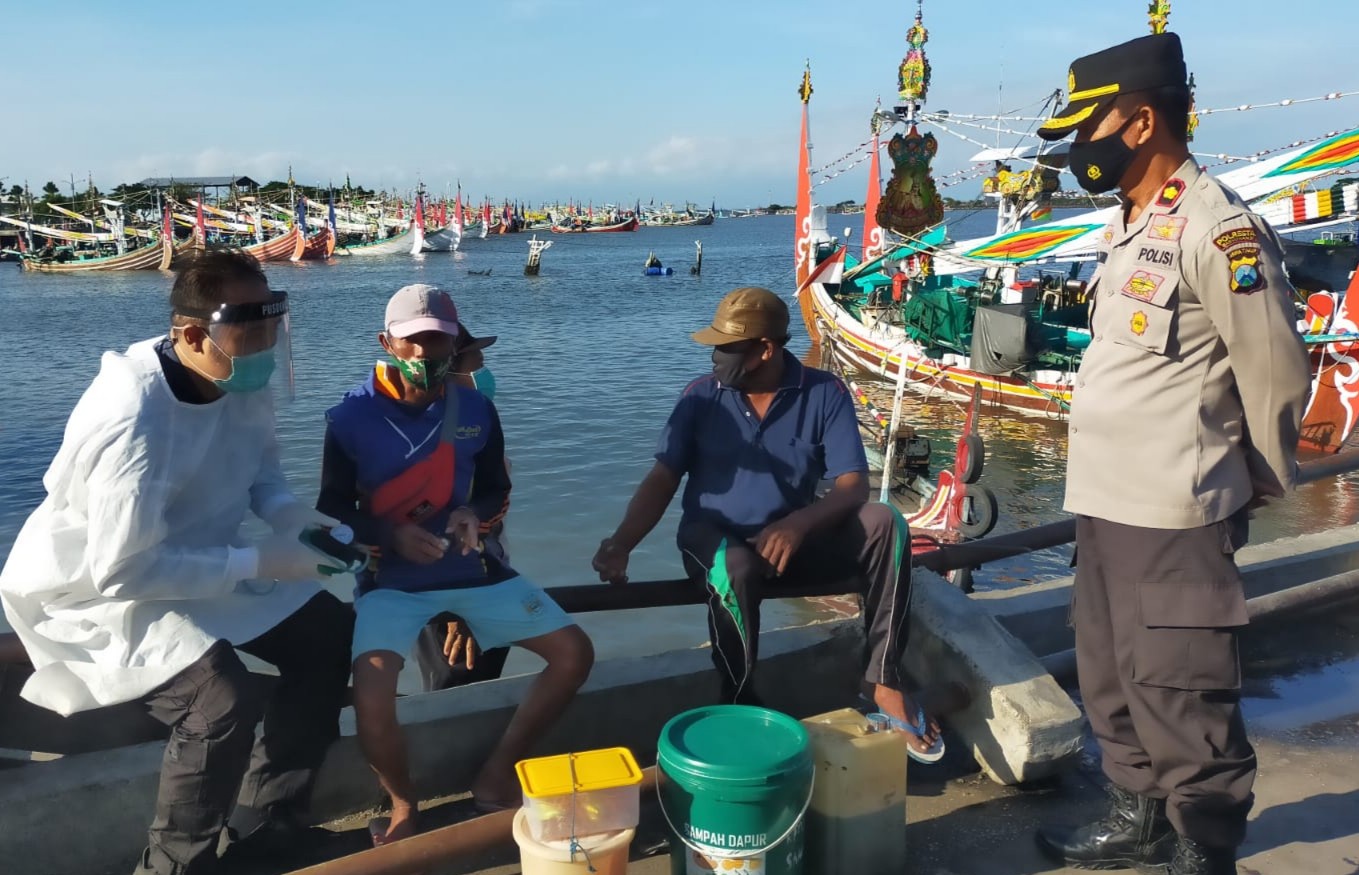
[
  {"left": 793, "top": 10, "right": 1359, "bottom": 455},
  {"left": 19, "top": 234, "right": 173, "bottom": 272},
  {"left": 291, "top": 226, "right": 334, "bottom": 261},
  {"left": 421, "top": 226, "right": 460, "bottom": 252},
  {"left": 552, "top": 215, "right": 640, "bottom": 233},
  {"left": 336, "top": 227, "right": 414, "bottom": 256},
  {"left": 242, "top": 228, "right": 303, "bottom": 262},
  {"left": 588, "top": 216, "right": 639, "bottom": 232},
  {"left": 19, "top": 206, "right": 176, "bottom": 273}
]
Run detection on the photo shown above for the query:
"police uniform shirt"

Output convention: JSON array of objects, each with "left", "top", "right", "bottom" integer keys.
[{"left": 1064, "top": 158, "right": 1312, "bottom": 529}]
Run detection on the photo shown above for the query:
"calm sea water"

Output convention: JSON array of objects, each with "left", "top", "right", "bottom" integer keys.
[{"left": 1, "top": 212, "right": 1353, "bottom": 661}]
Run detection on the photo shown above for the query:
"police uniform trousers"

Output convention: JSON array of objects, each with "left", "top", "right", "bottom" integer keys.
[
  {"left": 140, "top": 592, "right": 354, "bottom": 875},
  {"left": 678, "top": 502, "right": 912, "bottom": 703},
  {"left": 1073, "top": 513, "right": 1255, "bottom": 849}
]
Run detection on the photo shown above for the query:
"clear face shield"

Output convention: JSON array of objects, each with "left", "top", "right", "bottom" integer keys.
[{"left": 181, "top": 291, "right": 295, "bottom": 399}]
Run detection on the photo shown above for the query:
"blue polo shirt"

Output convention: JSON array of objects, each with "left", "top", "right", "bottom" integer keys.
[{"left": 655, "top": 350, "right": 868, "bottom": 536}]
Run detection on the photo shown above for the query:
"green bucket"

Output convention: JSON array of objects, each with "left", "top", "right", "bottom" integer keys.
[{"left": 657, "top": 705, "right": 814, "bottom": 875}]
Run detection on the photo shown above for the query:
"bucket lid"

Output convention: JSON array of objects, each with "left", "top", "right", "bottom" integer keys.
[
  {"left": 658, "top": 705, "right": 810, "bottom": 785},
  {"left": 517, "top": 747, "right": 643, "bottom": 799}
]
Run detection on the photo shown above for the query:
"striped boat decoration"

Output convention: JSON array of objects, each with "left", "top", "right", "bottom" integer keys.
[
  {"left": 961, "top": 223, "right": 1103, "bottom": 261},
  {"left": 1263, "top": 128, "right": 1359, "bottom": 178},
  {"left": 1254, "top": 180, "right": 1359, "bottom": 228}
]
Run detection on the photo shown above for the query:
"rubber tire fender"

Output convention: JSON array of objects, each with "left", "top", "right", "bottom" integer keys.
[
  {"left": 956, "top": 482, "right": 999, "bottom": 539},
  {"left": 956, "top": 433, "right": 985, "bottom": 484}
]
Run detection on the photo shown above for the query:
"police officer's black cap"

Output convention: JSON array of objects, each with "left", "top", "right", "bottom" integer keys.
[{"left": 1038, "top": 33, "right": 1188, "bottom": 141}]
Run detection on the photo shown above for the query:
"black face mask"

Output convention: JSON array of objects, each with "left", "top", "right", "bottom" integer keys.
[
  {"left": 1068, "top": 114, "right": 1140, "bottom": 194},
  {"left": 711, "top": 343, "right": 757, "bottom": 388}
]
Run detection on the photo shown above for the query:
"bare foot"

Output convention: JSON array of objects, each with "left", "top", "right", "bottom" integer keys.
[
  {"left": 377, "top": 804, "right": 418, "bottom": 845},
  {"left": 873, "top": 683, "right": 942, "bottom": 754},
  {"left": 470, "top": 760, "right": 521, "bottom": 812}
]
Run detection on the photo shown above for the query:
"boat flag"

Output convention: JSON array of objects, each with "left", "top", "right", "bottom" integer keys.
[
  {"left": 328, "top": 193, "right": 338, "bottom": 241},
  {"left": 414, "top": 194, "right": 425, "bottom": 231},
  {"left": 795, "top": 64, "right": 815, "bottom": 291},
  {"left": 802, "top": 243, "right": 846, "bottom": 290},
  {"left": 863, "top": 126, "right": 885, "bottom": 261},
  {"left": 455, "top": 185, "right": 464, "bottom": 232},
  {"left": 295, "top": 196, "right": 308, "bottom": 232},
  {"left": 195, "top": 195, "right": 207, "bottom": 246}
]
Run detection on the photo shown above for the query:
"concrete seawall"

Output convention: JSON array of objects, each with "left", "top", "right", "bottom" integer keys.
[{"left": 0, "top": 569, "right": 1084, "bottom": 875}]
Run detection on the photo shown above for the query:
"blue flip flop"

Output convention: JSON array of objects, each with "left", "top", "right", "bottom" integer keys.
[{"left": 866, "top": 706, "right": 946, "bottom": 764}]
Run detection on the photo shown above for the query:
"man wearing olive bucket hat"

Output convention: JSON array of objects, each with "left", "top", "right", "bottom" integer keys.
[{"left": 593, "top": 286, "right": 944, "bottom": 763}]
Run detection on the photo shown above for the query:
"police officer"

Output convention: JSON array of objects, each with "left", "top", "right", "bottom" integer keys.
[{"left": 1032, "top": 33, "right": 1311, "bottom": 875}]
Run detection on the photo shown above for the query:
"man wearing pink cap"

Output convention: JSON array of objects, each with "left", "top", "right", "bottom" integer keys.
[{"left": 318, "top": 284, "right": 593, "bottom": 843}]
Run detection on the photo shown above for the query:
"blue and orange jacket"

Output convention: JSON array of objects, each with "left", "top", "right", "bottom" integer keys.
[{"left": 319, "top": 363, "right": 513, "bottom": 594}]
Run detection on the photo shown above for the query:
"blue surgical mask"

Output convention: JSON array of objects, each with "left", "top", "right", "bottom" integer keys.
[
  {"left": 468, "top": 366, "right": 497, "bottom": 400},
  {"left": 214, "top": 347, "right": 276, "bottom": 393}
]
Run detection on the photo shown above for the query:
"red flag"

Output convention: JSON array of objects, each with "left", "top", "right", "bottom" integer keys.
[
  {"left": 863, "top": 133, "right": 885, "bottom": 261},
  {"left": 195, "top": 197, "right": 206, "bottom": 245},
  {"left": 795, "top": 92, "right": 813, "bottom": 289}
]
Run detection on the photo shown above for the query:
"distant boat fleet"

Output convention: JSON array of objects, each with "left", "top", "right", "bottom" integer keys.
[{"left": 0, "top": 184, "right": 728, "bottom": 273}]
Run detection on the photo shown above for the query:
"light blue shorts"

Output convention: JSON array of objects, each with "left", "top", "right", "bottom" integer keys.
[{"left": 352, "top": 577, "right": 573, "bottom": 661}]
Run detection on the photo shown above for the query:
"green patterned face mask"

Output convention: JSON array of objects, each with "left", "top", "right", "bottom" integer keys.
[{"left": 392, "top": 354, "right": 452, "bottom": 390}]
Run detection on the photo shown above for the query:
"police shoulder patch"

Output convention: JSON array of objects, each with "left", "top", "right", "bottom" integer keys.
[
  {"left": 1228, "top": 247, "right": 1265, "bottom": 294},
  {"left": 1213, "top": 226, "right": 1259, "bottom": 252}
]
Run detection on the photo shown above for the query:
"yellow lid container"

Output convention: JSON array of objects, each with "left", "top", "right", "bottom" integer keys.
[{"left": 516, "top": 747, "right": 643, "bottom": 798}]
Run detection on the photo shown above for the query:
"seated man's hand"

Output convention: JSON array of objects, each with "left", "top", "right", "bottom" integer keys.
[
  {"left": 749, "top": 514, "right": 812, "bottom": 575},
  {"left": 592, "top": 538, "right": 630, "bottom": 585},
  {"left": 445, "top": 507, "right": 481, "bottom": 556},
  {"left": 443, "top": 616, "right": 477, "bottom": 670},
  {"left": 393, "top": 524, "right": 447, "bottom": 565}
]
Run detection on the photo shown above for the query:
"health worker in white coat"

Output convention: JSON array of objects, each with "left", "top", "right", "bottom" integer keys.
[{"left": 0, "top": 249, "right": 354, "bottom": 875}]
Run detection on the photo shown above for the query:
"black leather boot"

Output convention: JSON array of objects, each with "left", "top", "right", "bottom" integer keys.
[
  {"left": 1036, "top": 784, "right": 1175, "bottom": 869},
  {"left": 1163, "top": 835, "right": 1237, "bottom": 875}
]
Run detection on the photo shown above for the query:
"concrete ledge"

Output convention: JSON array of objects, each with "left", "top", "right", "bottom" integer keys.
[
  {"left": 976, "top": 524, "right": 1359, "bottom": 658},
  {"left": 0, "top": 571, "right": 1091, "bottom": 872},
  {"left": 0, "top": 623, "right": 862, "bottom": 875},
  {"left": 904, "top": 572, "right": 1084, "bottom": 785}
]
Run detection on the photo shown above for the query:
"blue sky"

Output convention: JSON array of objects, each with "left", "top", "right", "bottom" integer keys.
[{"left": 2, "top": 0, "right": 1356, "bottom": 207}]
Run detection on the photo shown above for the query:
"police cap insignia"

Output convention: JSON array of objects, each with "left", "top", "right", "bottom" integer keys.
[{"left": 1038, "top": 33, "right": 1188, "bottom": 140}]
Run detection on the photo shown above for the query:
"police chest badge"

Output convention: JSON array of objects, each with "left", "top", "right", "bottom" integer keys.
[
  {"left": 1130, "top": 311, "right": 1149, "bottom": 336},
  {"left": 1228, "top": 247, "right": 1265, "bottom": 294}
]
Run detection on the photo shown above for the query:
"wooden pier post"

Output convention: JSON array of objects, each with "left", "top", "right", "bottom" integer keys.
[
  {"left": 690, "top": 240, "right": 703, "bottom": 275},
  {"left": 523, "top": 235, "right": 552, "bottom": 276}
]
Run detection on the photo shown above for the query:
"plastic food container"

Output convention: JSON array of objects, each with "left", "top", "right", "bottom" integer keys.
[{"left": 515, "top": 747, "right": 643, "bottom": 842}]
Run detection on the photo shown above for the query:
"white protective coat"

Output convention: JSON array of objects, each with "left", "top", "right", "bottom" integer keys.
[{"left": 0, "top": 339, "right": 320, "bottom": 715}]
